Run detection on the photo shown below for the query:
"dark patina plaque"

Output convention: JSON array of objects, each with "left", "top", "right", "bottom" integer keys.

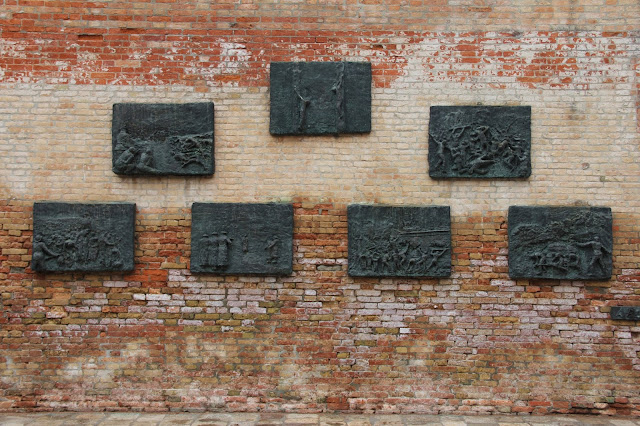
[
  {"left": 429, "top": 106, "right": 531, "bottom": 178},
  {"left": 348, "top": 205, "right": 451, "bottom": 277},
  {"left": 270, "top": 62, "right": 371, "bottom": 135},
  {"left": 32, "top": 202, "right": 135, "bottom": 272},
  {"left": 508, "top": 206, "right": 613, "bottom": 280},
  {"left": 112, "top": 103, "right": 214, "bottom": 175},
  {"left": 610, "top": 307, "right": 640, "bottom": 321},
  {"left": 190, "top": 203, "right": 293, "bottom": 275}
]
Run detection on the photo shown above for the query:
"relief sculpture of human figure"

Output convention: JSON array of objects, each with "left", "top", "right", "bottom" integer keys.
[
  {"left": 266, "top": 236, "right": 280, "bottom": 264},
  {"left": 60, "top": 236, "right": 78, "bottom": 268},
  {"left": 425, "top": 244, "right": 448, "bottom": 271},
  {"left": 577, "top": 236, "right": 611, "bottom": 274},
  {"left": 200, "top": 234, "right": 215, "bottom": 267},
  {"left": 137, "top": 143, "right": 156, "bottom": 174},
  {"left": 113, "top": 129, "right": 138, "bottom": 173},
  {"left": 32, "top": 235, "right": 59, "bottom": 271},
  {"left": 429, "top": 133, "right": 447, "bottom": 170},
  {"left": 100, "top": 233, "right": 122, "bottom": 268},
  {"left": 114, "top": 129, "right": 157, "bottom": 174},
  {"left": 216, "top": 232, "right": 232, "bottom": 268}
]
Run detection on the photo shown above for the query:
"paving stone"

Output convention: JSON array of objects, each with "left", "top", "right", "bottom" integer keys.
[
  {"left": 135, "top": 414, "right": 169, "bottom": 421},
  {"left": 159, "top": 413, "right": 200, "bottom": 425},
  {"left": 106, "top": 412, "right": 142, "bottom": 420},
  {"left": 402, "top": 414, "right": 444, "bottom": 425},
  {"left": 283, "top": 413, "right": 320, "bottom": 423},
  {"left": 610, "top": 420, "right": 640, "bottom": 426},
  {"left": 345, "top": 418, "right": 373, "bottom": 426},
  {"left": 525, "top": 416, "right": 581, "bottom": 425},
  {"left": 465, "top": 418, "right": 502, "bottom": 425},
  {"left": 370, "top": 415, "right": 403, "bottom": 425},
  {"left": 441, "top": 420, "right": 467, "bottom": 426},
  {"left": 320, "top": 420, "right": 347, "bottom": 426}
]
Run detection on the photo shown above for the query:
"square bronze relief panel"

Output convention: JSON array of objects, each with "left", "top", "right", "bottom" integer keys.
[{"left": 270, "top": 62, "right": 371, "bottom": 135}]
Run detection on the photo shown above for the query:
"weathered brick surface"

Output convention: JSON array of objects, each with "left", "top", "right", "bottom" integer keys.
[
  {"left": 1, "top": 0, "right": 639, "bottom": 415},
  {"left": 1, "top": 202, "right": 639, "bottom": 414}
]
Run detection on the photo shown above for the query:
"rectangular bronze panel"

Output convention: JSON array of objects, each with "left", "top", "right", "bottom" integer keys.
[
  {"left": 348, "top": 205, "right": 451, "bottom": 277},
  {"left": 270, "top": 62, "right": 371, "bottom": 135},
  {"left": 190, "top": 203, "right": 293, "bottom": 275},
  {"left": 32, "top": 202, "right": 135, "bottom": 272},
  {"left": 112, "top": 103, "right": 214, "bottom": 175},
  {"left": 508, "top": 206, "right": 613, "bottom": 280},
  {"left": 610, "top": 307, "right": 640, "bottom": 321},
  {"left": 429, "top": 106, "right": 531, "bottom": 178}
]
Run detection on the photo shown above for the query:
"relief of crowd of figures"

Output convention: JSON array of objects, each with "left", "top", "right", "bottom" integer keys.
[
  {"left": 351, "top": 232, "right": 449, "bottom": 276},
  {"left": 113, "top": 129, "right": 213, "bottom": 175},
  {"left": 508, "top": 206, "right": 613, "bottom": 280},
  {"left": 428, "top": 106, "right": 531, "bottom": 178},
  {"left": 348, "top": 205, "right": 451, "bottom": 277},
  {"left": 32, "top": 203, "right": 135, "bottom": 272}
]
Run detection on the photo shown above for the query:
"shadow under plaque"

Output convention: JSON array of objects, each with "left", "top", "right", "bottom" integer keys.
[
  {"left": 269, "top": 62, "right": 371, "bottom": 135},
  {"left": 428, "top": 105, "right": 531, "bottom": 178},
  {"left": 190, "top": 203, "right": 293, "bottom": 275},
  {"left": 348, "top": 205, "right": 451, "bottom": 277},
  {"left": 508, "top": 206, "right": 613, "bottom": 280},
  {"left": 32, "top": 202, "right": 135, "bottom": 273},
  {"left": 112, "top": 102, "right": 214, "bottom": 176}
]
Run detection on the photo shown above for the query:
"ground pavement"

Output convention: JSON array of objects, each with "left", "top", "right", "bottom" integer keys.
[{"left": 1, "top": 412, "right": 640, "bottom": 426}]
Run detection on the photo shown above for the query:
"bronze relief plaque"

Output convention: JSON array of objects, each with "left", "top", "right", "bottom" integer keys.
[
  {"left": 508, "top": 206, "right": 613, "bottom": 280},
  {"left": 112, "top": 103, "right": 214, "bottom": 175},
  {"left": 32, "top": 202, "right": 135, "bottom": 272},
  {"left": 348, "top": 205, "right": 451, "bottom": 277},
  {"left": 429, "top": 106, "right": 531, "bottom": 178},
  {"left": 610, "top": 307, "right": 640, "bottom": 321},
  {"left": 190, "top": 203, "right": 293, "bottom": 275},
  {"left": 270, "top": 62, "right": 371, "bottom": 135}
]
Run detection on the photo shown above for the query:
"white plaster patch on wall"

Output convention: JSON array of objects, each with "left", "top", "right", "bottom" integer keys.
[
  {"left": 0, "top": 39, "right": 28, "bottom": 59},
  {"left": 183, "top": 41, "right": 250, "bottom": 85},
  {"left": 218, "top": 42, "right": 250, "bottom": 69}
]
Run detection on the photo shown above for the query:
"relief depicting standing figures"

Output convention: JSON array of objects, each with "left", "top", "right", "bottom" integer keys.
[
  {"left": 200, "top": 232, "right": 233, "bottom": 269},
  {"left": 190, "top": 203, "right": 293, "bottom": 275}
]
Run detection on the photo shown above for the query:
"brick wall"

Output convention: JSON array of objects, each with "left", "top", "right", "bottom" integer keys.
[{"left": 1, "top": 0, "right": 639, "bottom": 415}]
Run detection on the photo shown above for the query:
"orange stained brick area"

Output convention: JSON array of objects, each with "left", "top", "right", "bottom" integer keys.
[{"left": 1, "top": 0, "right": 640, "bottom": 417}]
